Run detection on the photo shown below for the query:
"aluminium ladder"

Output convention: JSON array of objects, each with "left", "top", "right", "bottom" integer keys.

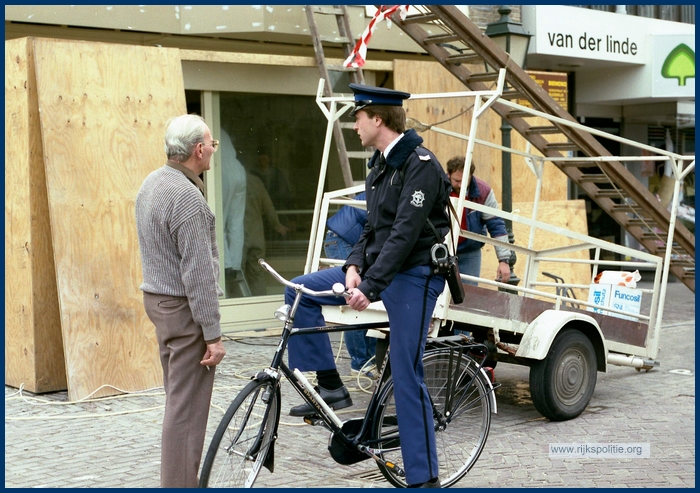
[{"left": 305, "top": 5, "right": 373, "bottom": 187}]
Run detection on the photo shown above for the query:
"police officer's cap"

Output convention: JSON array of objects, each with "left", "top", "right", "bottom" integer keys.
[{"left": 348, "top": 83, "right": 410, "bottom": 117}]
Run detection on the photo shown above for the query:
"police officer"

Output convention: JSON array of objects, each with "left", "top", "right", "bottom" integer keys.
[{"left": 286, "top": 83, "right": 451, "bottom": 488}]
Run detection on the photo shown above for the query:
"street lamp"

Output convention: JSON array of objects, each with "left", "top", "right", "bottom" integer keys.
[
  {"left": 484, "top": 6, "right": 532, "bottom": 69},
  {"left": 485, "top": 6, "right": 532, "bottom": 289}
]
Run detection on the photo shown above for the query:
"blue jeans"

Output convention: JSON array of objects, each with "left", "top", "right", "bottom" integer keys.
[
  {"left": 324, "top": 230, "right": 375, "bottom": 370},
  {"left": 323, "top": 230, "right": 354, "bottom": 260},
  {"left": 457, "top": 248, "right": 481, "bottom": 286},
  {"left": 345, "top": 327, "right": 377, "bottom": 371}
]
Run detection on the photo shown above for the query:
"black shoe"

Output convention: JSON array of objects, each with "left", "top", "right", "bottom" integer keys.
[
  {"left": 289, "top": 385, "right": 353, "bottom": 417},
  {"left": 409, "top": 478, "right": 441, "bottom": 488}
]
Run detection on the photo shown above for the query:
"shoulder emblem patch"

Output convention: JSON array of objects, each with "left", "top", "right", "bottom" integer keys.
[
  {"left": 410, "top": 190, "right": 425, "bottom": 208},
  {"left": 418, "top": 154, "right": 431, "bottom": 161}
]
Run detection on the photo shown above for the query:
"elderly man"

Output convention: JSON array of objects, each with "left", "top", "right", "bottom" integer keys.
[{"left": 136, "top": 114, "right": 226, "bottom": 488}]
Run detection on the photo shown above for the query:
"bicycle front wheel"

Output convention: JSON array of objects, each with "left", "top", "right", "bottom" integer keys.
[
  {"left": 373, "top": 350, "right": 492, "bottom": 488},
  {"left": 199, "top": 379, "right": 280, "bottom": 488}
]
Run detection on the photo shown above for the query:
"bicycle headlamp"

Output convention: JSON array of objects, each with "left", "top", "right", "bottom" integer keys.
[{"left": 274, "top": 304, "right": 291, "bottom": 322}]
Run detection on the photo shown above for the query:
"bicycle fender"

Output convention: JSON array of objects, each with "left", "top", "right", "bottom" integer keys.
[
  {"left": 253, "top": 371, "right": 282, "bottom": 473},
  {"left": 516, "top": 310, "right": 607, "bottom": 372},
  {"left": 478, "top": 368, "right": 498, "bottom": 414}
]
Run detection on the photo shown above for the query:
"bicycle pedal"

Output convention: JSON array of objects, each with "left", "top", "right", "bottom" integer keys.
[{"left": 303, "top": 415, "right": 331, "bottom": 430}]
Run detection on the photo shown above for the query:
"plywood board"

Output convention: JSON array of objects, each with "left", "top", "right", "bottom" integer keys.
[
  {"left": 32, "top": 38, "right": 186, "bottom": 400},
  {"left": 481, "top": 200, "right": 591, "bottom": 300},
  {"left": 394, "top": 59, "right": 568, "bottom": 205},
  {"left": 5, "top": 37, "right": 66, "bottom": 393}
]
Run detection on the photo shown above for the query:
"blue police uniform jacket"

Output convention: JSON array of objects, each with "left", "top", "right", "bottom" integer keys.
[
  {"left": 344, "top": 129, "right": 452, "bottom": 301},
  {"left": 326, "top": 192, "right": 367, "bottom": 247},
  {"left": 453, "top": 175, "right": 509, "bottom": 254}
]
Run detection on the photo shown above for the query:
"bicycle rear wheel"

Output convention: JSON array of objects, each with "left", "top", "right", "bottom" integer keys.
[
  {"left": 373, "top": 349, "right": 492, "bottom": 488},
  {"left": 199, "top": 379, "right": 280, "bottom": 488}
]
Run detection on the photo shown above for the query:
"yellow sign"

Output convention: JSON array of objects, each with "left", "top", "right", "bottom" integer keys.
[{"left": 519, "top": 71, "right": 568, "bottom": 109}]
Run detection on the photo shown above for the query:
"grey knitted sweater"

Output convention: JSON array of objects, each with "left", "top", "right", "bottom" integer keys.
[{"left": 136, "top": 165, "right": 222, "bottom": 342}]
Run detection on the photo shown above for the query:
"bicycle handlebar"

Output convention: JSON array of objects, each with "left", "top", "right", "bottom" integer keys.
[{"left": 258, "top": 259, "right": 348, "bottom": 298}]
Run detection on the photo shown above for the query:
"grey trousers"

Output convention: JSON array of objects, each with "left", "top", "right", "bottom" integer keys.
[{"left": 143, "top": 292, "right": 216, "bottom": 488}]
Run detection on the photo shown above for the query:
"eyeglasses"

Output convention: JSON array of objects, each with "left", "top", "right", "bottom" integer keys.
[{"left": 201, "top": 140, "right": 219, "bottom": 150}]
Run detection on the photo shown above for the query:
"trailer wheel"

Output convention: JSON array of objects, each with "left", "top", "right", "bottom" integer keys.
[{"left": 529, "top": 328, "right": 597, "bottom": 421}]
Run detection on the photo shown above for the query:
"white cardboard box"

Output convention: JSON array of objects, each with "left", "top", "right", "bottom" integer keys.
[{"left": 587, "top": 284, "right": 642, "bottom": 321}]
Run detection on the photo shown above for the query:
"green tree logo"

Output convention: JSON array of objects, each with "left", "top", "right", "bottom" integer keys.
[{"left": 661, "top": 44, "right": 695, "bottom": 86}]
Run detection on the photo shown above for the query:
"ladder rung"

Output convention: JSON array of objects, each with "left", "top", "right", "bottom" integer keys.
[
  {"left": 403, "top": 13, "right": 439, "bottom": 24},
  {"left": 626, "top": 218, "right": 656, "bottom": 227},
  {"left": 546, "top": 142, "right": 579, "bottom": 151},
  {"left": 446, "top": 53, "right": 483, "bottom": 65},
  {"left": 311, "top": 6, "right": 344, "bottom": 15},
  {"left": 610, "top": 204, "right": 644, "bottom": 212},
  {"left": 466, "top": 72, "right": 499, "bottom": 83},
  {"left": 326, "top": 64, "right": 359, "bottom": 72},
  {"left": 578, "top": 174, "right": 611, "bottom": 183},
  {"left": 526, "top": 125, "right": 561, "bottom": 135},
  {"left": 560, "top": 161, "right": 601, "bottom": 168},
  {"left": 595, "top": 188, "right": 627, "bottom": 198},
  {"left": 319, "top": 35, "right": 351, "bottom": 44},
  {"left": 501, "top": 89, "right": 523, "bottom": 100},
  {"left": 673, "top": 258, "right": 695, "bottom": 267},
  {"left": 425, "top": 33, "right": 461, "bottom": 45},
  {"left": 507, "top": 110, "right": 537, "bottom": 118}
]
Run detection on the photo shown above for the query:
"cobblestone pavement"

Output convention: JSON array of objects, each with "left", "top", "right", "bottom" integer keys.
[{"left": 5, "top": 281, "right": 694, "bottom": 488}]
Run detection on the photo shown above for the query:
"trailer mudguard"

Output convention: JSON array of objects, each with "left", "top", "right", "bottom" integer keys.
[{"left": 515, "top": 310, "right": 607, "bottom": 372}]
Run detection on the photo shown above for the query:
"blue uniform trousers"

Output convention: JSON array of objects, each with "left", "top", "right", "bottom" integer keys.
[{"left": 286, "top": 265, "right": 444, "bottom": 485}]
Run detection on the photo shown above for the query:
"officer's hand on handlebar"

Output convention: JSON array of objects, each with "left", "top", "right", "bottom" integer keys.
[
  {"left": 346, "top": 288, "right": 370, "bottom": 312},
  {"left": 344, "top": 265, "right": 369, "bottom": 311}
]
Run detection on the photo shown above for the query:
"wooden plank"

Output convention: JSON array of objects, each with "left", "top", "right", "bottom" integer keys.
[
  {"left": 5, "top": 37, "right": 66, "bottom": 393},
  {"left": 32, "top": 38, "right": 186, "bottom": 400},
  {"left": 178, "top": 48, "right": 394, "bottom": 72}
]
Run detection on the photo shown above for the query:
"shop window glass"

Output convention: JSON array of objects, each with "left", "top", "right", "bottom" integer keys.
[{"left": 218, "top": 92, "right": 335, "bottom": 298}]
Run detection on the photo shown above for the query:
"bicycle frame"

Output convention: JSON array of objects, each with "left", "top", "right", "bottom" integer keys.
[{"left": 253, "top": 259, "right": 497, "bottom": 477}]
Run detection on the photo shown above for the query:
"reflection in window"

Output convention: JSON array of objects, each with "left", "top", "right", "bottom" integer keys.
[{"left": 218, "top": 92, "right": 337, "bottom": 298}]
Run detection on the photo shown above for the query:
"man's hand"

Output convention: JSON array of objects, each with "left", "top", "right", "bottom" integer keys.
[
  {"left": 346, "top": 288, "right": 370, "bottom": 312},
  {"left": 345, "top": 265, "right": 361, "bottom": 290},
  {"left": 201, "top": 340, "right": 226, "bottom": 368},
  {"left": 344, "top": 265, "right": 369, "bottom": 311},
  {"left": 496, "top": 261, "right": 511, "bottom": 283}
]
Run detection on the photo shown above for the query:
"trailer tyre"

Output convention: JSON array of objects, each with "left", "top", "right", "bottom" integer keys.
[{"left": 529, "top": 328, "right": 597, "bottom": 421}]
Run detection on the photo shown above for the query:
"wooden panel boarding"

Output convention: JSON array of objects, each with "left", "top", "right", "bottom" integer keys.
[
  {"left": 32, "top": 38, "right": 186, "bottom": 400},
  {"left": 5, "top": 38, "right": 66, "bottom": 393},
  {"left": 481, "top": 199, "right": 591, "bottom": 298}
]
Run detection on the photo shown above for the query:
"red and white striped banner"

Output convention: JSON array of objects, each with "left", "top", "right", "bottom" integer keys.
[{"left": 343, "top": 5, "right": 410, "bottom": 68}]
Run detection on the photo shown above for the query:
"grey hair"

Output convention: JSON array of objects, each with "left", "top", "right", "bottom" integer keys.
[{"left": 164, "top": 114, "right": 208, "bottom": 162}]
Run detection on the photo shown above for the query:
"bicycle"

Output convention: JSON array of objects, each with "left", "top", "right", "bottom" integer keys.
[{"left": 199, "top": 259, "right": 498, "bottom": 488}]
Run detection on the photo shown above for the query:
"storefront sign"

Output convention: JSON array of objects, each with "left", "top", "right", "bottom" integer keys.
[{"left": 524, "top": 5, "right": 645, "bottom": 64}]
